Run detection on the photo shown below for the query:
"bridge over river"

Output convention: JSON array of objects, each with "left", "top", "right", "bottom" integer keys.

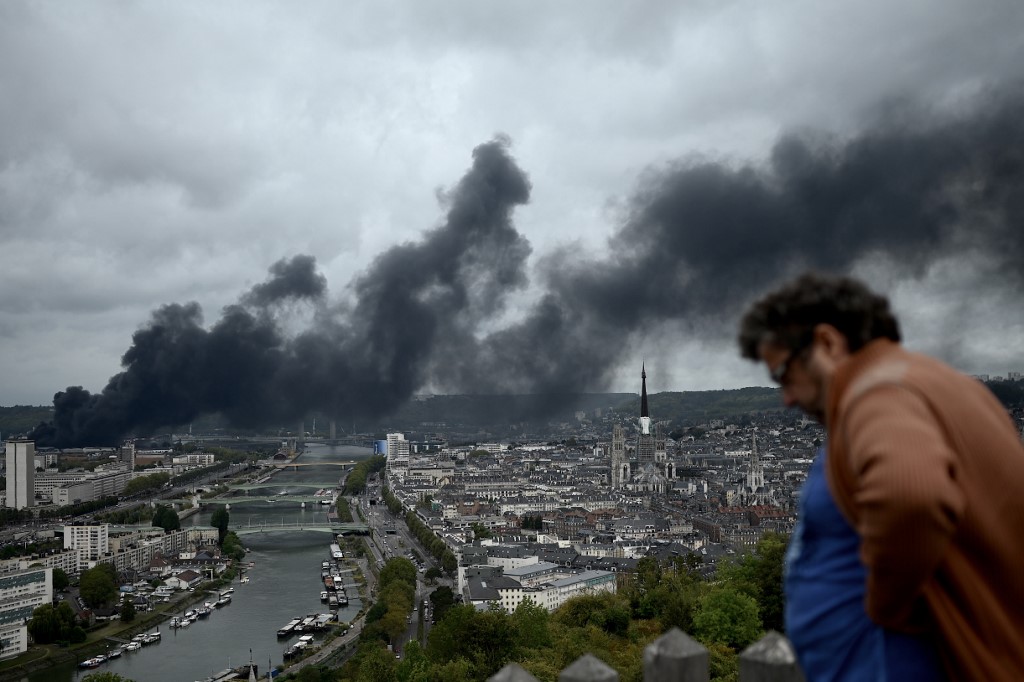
[
  {"left": 228, "top": 481, "right": 343, "bottom": 491},
  {"left": 232, "top": 520, "right": 369, "bottom": 535}
]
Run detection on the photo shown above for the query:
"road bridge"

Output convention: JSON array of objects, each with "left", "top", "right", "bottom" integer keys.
[
  {"left": 232, "top": 521, "right": 369, "bottom": 536},
  {"left": 166, "top": 496, "right": 336, "bottom": 506},
  {"left": 228, "top": 481, "right": 342, "bottom": 491}
]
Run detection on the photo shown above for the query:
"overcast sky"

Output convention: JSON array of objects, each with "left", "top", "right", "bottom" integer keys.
[{"left": 2, "top": 1, "right": 1024, "bottom": 410}]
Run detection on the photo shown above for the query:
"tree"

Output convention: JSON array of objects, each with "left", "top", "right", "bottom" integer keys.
[
  {"left": 211, "top": 507, "right": 230, "bottom": 544},
  {"left": 120, "top": 594, "right": 136, "bottom": 623},
  {"left": 122, "top": 472, "right": 170, "bottom": 496},
  {"left": 152, "top": 505, "right": 181, "bottom": 532},
  {"left": 424, "top": 567, "right": 442, "bottom": 585},
  {"left": 715, "top": 533, "right": 787, "bottom": 632},
  {"left": 511, "top": 599, "right": 551, "bottom": 649},
  {"left": 429, "top": 586, "right": 455, "bottom": 622},
  {"left": 356, "top": 643, "right": 397, "bottom": 682},
  {"left": 83, "top": 674, "right": 137, "bottom": 682},
  {"left": 27, "top": 601, "right": 79, "bottom": 644},
  {"left": 79, "top": 563, "right": 118, "bottom": 608},
  {"left": 379, "top": 558, "right": 416, "bottom": 592},
  {"left": 470, "top": 522, "right": 492, "bottom": 541},
  {"left": 296, "top": 666, "right": 322, "bottom": 682},
  {"left": 692, "top": 586, "right": 762, "bottom": 650},
  {"left": 52, "top": 567, "right": 70, "bottom": 592}
]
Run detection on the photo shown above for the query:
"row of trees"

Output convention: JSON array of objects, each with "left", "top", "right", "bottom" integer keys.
[
  {"left": 381, "top": 486, "right": 457, "bottom": 574},
  {"left": 342, "top": 456, "right": 386, "bottom": 496},
  {"left": 38, "top": 495, "right": 120, "bottom": 521},
  {"left": 336, "top": 496, "right": 354, "bottom": 523}
]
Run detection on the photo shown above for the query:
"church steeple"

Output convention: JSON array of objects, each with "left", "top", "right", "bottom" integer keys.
[
  {"left": 639, "top": 363, "right": 651, "bottom": 436},
  {"left": 641, "top": 363, "right": 649, "bottom": 418}
]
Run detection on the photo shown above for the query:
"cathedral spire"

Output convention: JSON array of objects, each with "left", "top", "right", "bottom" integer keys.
[
  {"left": 639, "top": 363, "right": 651, "bottom": 436},
  {"left": 641, "top": 363, "right": 649, "bottom": 418}
]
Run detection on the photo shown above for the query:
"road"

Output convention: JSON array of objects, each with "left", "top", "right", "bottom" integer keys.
[{"left": 357, "top": 485, "right": 453, "bottom": 657}]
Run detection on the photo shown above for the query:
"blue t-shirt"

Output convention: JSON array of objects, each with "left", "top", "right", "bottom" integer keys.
[{"left": 785, "top": 449, "right": 945, "bottom": 681}]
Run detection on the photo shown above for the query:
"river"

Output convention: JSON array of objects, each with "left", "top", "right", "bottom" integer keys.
[{"left": 30, "top": 442, "right": 374, "bottom": 682}]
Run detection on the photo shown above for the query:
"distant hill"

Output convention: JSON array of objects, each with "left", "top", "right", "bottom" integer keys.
[
  {"left": 633, "top": 387, "right": 784, "bottom": 425},
  {"left": 0, "top": 405, "right": 53, "bottom": 439},
  {"left": 5, "top": 378, "right": 1017, "bottom": 442}
]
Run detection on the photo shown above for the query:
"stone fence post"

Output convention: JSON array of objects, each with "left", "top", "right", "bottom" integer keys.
[
  {"left": 489, "top": 663, "right": 541, "bottom": 682},
  {"left": 739, "top": 630, "right": 805, "bottom": 682},
  {"left": 487, "top": 630, "right": 805, "bottom": 682},
  {"left": 559, "top": 653, "right": 620, "bottom": 682},
  {"left": 643, "top": 627, "right": 709, "bottom": 682}
]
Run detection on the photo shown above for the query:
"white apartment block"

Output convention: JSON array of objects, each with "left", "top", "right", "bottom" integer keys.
[
  {"left": 386, "top": 433, "right": 410, "bottom": 470},
  {"left": 0, "top": 567, "right": 52, "bottom": 659},
  {"left": 0, "top": 551, "right": 79, "bottom": 578},
  {"left": 544, "top": 570, "right": 617, "bottom": 611},
  {"left": 4, "top": 441, "right": 35, "bottom": 510},
  {"left": 64, "top": 524, "right": 109, "bottom": 571},
  {"left": 172, "top": 453, "right": 216, "bottom": 466},
  {"left": 38, "top": 469, "right": 132, "bottom": 505},
  {"left": 33, "top": 452, "right": 59, "bottom": 470}
]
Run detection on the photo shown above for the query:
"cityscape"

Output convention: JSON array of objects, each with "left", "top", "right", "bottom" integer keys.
[
  {"left": 2, "top": 3, "right": 1023, "bottom": 681},
  {"left": 1, "top": 363, "right": 1022, "bottom": 680}
]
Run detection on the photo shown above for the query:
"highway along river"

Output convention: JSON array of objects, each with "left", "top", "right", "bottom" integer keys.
[{"left": 28, "top": 442, "right": 373, "bottom": 682}]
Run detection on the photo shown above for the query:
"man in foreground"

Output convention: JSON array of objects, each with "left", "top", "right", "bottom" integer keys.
[{"left": 738, "top": 272, "right": 1024, "bottom": 681}]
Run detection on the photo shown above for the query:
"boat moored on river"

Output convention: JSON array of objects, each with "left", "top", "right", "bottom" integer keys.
[{"left": 277, "top": 618, "right": 301, "bottom": 637}]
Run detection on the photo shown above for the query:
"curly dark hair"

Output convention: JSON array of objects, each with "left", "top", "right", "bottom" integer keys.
[{"left": 738, "top": 272, "right": 901, "bottom": 360}]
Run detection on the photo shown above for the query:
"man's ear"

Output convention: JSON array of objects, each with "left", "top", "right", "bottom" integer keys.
[{"left": 813, "top": 323, "right": 850, "bottom": 362}]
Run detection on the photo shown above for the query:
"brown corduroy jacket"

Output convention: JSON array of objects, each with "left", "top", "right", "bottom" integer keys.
[{"left": 825, "top": 339, "right": 1024, "bottom": 681}]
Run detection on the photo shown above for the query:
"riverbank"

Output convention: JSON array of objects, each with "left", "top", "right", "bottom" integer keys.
[
  {"left": 0, "top": 581, "right": 235, "bottom": 682},
  {"left": 281, "top": 555, "right": 376, "bottom": 677},
  {"left": 0, "top": 465, "right": 261, "bottom": 682}
]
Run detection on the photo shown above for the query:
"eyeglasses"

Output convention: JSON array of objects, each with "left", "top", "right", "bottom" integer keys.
[{"left": 769, "top": 342, "right": 811, "bottom": 385}]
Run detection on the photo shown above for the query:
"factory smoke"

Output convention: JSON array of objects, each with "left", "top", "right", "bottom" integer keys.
[{"left": 31, "top": 87, "right": 1024, "bottom": 446}]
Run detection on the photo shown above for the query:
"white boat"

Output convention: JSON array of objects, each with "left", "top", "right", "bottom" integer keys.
[
  {"left": 240, "top": 575, "right": 250, "bottom": 584},
  {"left": 125, "top": 642, "right": 141, "bottom": 652},
  {"left": 108, "top": 648, "right": 123, "bottom": 658}
]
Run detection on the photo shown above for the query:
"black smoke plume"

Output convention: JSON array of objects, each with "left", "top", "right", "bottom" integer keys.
[
  {"left": 31, "top": 87, "right": 1024, "bottom": 446},
  {"left": 32, "top": 139, "right": 532, "bottom": 446}
]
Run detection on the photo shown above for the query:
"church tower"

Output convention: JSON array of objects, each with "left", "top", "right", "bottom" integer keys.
[
  {"left": 611, "top": 423, "right": 628, "bottom": 489},
  {"left": 746, "top": 430, "right": 767, "bottom": 505}
]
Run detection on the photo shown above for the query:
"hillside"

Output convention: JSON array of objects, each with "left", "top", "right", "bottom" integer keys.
[{"left": 0, "top": 405, "right": 52, "bottom": 439}]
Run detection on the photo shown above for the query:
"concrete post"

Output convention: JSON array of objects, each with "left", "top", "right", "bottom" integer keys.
[
  {"left": 559, "top": 653, "right": 619, "bottom": 682},
  {"left": 643, "top": 627, "right": 709, "bottom": 681},
  {"left": 488, "top": 663, "right": 541, "bottom": 682},
  {"left": 739, "top": 631, "right": 805, "bottom": 682}
]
